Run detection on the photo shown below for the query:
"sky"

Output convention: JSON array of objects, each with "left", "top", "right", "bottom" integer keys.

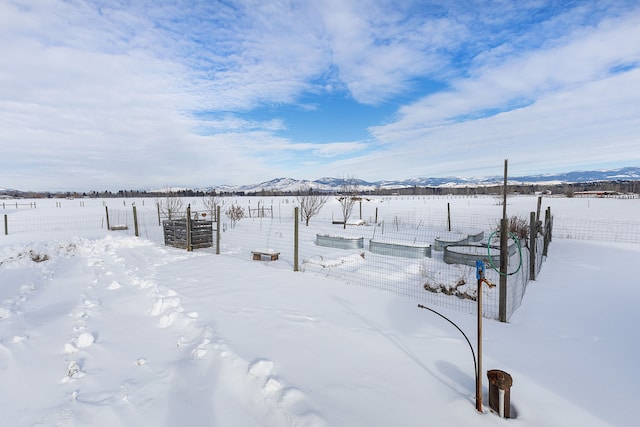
[{"left": 1, "top": 0, "right": 639, "bottom": 191}]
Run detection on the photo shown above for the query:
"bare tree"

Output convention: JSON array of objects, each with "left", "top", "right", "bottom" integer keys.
[
  {"left": 202, "top": 192, "right": 226, "bottom": 221},
  {"left": 296, "top": 186, "right": 329, "bottom": 226},
  {"left": 156, "top": 186, "right": 185, "bottom": 220},
  {"left": 338, "top": 177, "right": 358, "bottom": 229},
  {"left": 225, "top": 204, "right": 245, "bottom": 228}
]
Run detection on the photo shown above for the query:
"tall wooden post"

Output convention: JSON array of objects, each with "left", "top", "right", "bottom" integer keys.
[
  {"left": 529, "top": 211, "right": 536, "bottom": 280},
  {"left": 133, "top": 206, "right": 139, "bottom": 237},
  {"left": 447, "top": 202, "right": 451, "bottom": 231},
  {"left": 157, "top": 203, "right": 161, "bottom": 226},
  {"left": 294, "top": 207, "right": 299, "bottom": 272},
  {"left": 476, "top": 261, "right": 484, "bottom": 412},
  {"left": 186, "top": 205, "right": 192, "bottom": 252},
  {"left": 543, "top": 207, "right": 551, "bottom": 256},
  {"left": 216, "top": 205, "right": 221, "bottom": 255},
  {"left": 502, "top": 159, "right": 508, "bottom": 221},
  {"left": 105, "top": 206, "right": 111, "bottom": 230},
  {"left": 4, "top": 214, "right": 7, "bottom": 235},
  {"left": 499, "top": 159, "right": 508, "bottom": 322}
]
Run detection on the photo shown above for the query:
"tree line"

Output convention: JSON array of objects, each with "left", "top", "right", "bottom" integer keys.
[{"left": 2, "top": 180, "right": 639, "bottom": 200}]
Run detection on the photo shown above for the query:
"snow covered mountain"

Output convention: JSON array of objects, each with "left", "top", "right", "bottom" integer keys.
[
  {"left": 2, "top": 167, "right": 639, "bottom": 195},
  {"left": 210, "top": 166, "right": 640, "bottom": 194}
]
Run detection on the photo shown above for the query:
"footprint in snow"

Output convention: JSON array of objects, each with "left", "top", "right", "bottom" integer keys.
[{"left": 248, "top": 359, "right": 275, "bottom": 383}]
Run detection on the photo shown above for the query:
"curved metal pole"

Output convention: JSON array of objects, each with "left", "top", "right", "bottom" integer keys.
[{"left": 417, "top": 304, "right": 478, "bottom": 389}]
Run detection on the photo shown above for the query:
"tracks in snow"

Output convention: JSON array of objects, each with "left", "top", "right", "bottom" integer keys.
[{"left": 0, "top": 235, "right": 325, "bottom": 426}]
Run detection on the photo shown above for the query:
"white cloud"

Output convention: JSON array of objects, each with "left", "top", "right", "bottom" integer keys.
[
  {"left": 1, "top": 1, "right": 638, "bottom": 190},
  {"left": 349, "top": 68, "right": 640, "bottom": 180},
  {"left": 318, "top": 0, "right": 466, "bottom": 104},
  {"left": 370, "top": 11, "right": 640, "bottom": 141}
]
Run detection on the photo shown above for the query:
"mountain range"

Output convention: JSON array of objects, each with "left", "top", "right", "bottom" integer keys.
[
  {"left": 1, "top": 167, "right": 639, "bottom": 195},
  {"left": 208, "top": 166, "right": 640, "bottom": 193}
]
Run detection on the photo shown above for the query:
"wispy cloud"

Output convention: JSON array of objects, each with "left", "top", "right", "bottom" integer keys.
[{"left": 0, "top": 0, "right": 638, "bottom": 190}]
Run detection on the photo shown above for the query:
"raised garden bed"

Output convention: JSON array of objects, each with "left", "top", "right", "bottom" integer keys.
[
  {"left": 369, "top": 239, "right": 431, "bottom": 258},
  {"left": 316, "top": 234, "right": 364, "bottom": 250},
  {"left": 433, "top": 232, "right": 470, "bottom": 251},
  {"left": 443, "top": 240, "right": 518, "bottom": 266}
]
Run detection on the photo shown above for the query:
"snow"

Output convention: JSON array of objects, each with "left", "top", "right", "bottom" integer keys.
[{"left": 1, "top": 196, "right": 639, "bottom": 426}]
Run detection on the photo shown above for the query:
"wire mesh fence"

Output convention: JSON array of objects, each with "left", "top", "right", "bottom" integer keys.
[
  {"left": 4, "top": 195, "right": 638, "bottom": 321},
  {"left": 2, "top": 213, "right": 106, "bottom": 233},
  {"left": 552, "top": 217, "right": 640, "bottom": 243},
  {"left": 160, "top": 205, "right": 539, "bottom": 321}
]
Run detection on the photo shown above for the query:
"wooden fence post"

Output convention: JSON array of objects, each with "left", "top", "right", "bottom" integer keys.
[
  {"left": 157, "top": 203, "right": 161, "bottom": 226},
  {"left": 133, "top": 206, "right": 139, "bottom": 237},
  {"left": 499, "top": 217, "right": 508, "bottom": 323},
  {"left": 294, "top": 207, "right": 299, "bottom": 272},
  {"left": 529, "top": 211, "right": 536, "bottom": 281},
  {"left": 543, "top": 207, "right": 551, "bottom": 256},
  {"left": 105, "top": 206, "right": 111, "bottom": 230},
  {"left": 186, "top": 205, "right": 192, "bottom": 252},
  {"left": 216, "top": 205, "right": 221, "bottom": 255},
  {"left": 4, "top": 214, "right": 7, "bottom": 235},
  {"left": 499, "top": 160, "right": 508, "bottom": 323}
]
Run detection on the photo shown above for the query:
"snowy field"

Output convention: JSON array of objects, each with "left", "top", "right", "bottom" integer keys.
[{"left": 1, "top": 195, "right": 639, "bottom": 426}]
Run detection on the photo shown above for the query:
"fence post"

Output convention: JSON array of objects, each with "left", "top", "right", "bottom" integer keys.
[
  {"left": 294, "top": 207, "right": 299, "bottom": 272},
  {"left": 133, "top": 206, "right": 139, "bottom": 237},
  {"left": 543, "top": 207, "right": 551, "bottom": 256},
  {"left": 536, "top": 196, "right": 542, "bottom": 223},
  {"left": 105, "top": 206, "right": 111, "bottom": 230},
  {"left": 186, "top": 205, "right": 192, "bottom": 252},
  {"left": 547, "top": 207, "right": 553, "bottom": 243},
  {"left": 4, "top": 214, "right": 7, "bottom": 235},
  {"left": 216, "top": 205, "right": 221, "bottom": 255},
  {"left": 157, "top": 203, "right": 161, "bottom": 226},
  {"left": 499, "top": 217, "right": 508, "bottom": 322},
  {"left": 529, "top": 211, "right": 536, "bottom": 281},
  {"left": 447, "top": 203, "right": 451, "bottom": 231}
]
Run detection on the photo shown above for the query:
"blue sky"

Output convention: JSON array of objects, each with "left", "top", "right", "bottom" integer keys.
[{"left": 1, "top": 0, "right": 639, "bottom": 191}]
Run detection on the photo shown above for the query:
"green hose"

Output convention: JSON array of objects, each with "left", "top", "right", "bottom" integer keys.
[{"left": 486, "top": 230, "right": 523, "bottom": 276}]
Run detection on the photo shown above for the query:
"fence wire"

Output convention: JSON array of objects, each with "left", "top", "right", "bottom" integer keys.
[
  {"left": 5, "top": 195, "right": 638, "bottom": 321},
  {"left": 552, "top": 217, "right": 640, "bottom": 243}
]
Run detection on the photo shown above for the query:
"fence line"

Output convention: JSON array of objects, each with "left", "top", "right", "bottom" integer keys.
[
  {"left": 4, "top": 198, "right": 639, "bottom": 321},
  {"left": 552, "top": 217, "right": 640, "bottom": 243}
]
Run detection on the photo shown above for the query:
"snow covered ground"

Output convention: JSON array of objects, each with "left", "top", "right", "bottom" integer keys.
[{"left": 0, "top": 195, "right": 639, "bottom": 426}]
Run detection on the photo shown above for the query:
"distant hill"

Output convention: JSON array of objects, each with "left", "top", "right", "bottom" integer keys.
[
  {"left": 2, "top": 167, "right": 639, "bottom": 196},
  {"left": 209, "top": 166, "right": 640, "bottom": 194}
]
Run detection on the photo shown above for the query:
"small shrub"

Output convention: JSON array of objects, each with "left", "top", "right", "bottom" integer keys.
[
  {"left": 495, "top": 215, "right": 529, "bottom": 247},
  {"left": 225, "top": 205, "right": 245, "bottom": 228},
  {"left": 508, "top": 215, "right": 529, "bottom": 241}
]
